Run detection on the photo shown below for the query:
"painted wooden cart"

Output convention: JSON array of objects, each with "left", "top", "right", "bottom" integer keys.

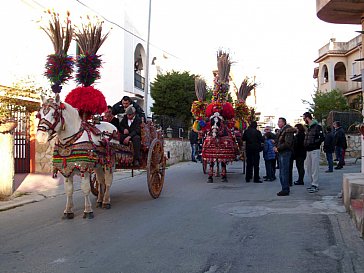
[{"left": 90, "top": 120, "right": 166, "bottom": 199}]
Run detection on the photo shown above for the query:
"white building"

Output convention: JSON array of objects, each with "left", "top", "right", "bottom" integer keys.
[{"left": 0, "top": 0, "right": 184, "bottom": 118}]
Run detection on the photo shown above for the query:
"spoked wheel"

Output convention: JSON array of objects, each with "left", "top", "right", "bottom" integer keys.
[
  {"left": 90, "top": 171, "right": 99, "bottom": 197},
  {"left": 147, "top": 139, "right": 166, "bottom": 199}
]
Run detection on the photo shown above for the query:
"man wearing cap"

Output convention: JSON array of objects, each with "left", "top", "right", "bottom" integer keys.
[
  {"left": 119, "top": 105, "right": 142, "bottom": 167},
  {"left": 112, "top": 95, "right": 146, "bottom": 121}
]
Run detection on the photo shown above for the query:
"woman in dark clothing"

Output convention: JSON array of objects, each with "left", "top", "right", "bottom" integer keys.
[{"left": 293, "top": 123, "right": 307, "bottom": 185}]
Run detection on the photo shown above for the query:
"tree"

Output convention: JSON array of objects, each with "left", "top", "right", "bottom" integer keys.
[
  {"left": 303, "top": 89, "right": 349, "bottom": 122},
  {"left": 151, "top": 71, "right": 196, "bottom": 127}
]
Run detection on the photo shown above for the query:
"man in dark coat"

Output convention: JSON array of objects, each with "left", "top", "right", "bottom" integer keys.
[
  {"left": 323, "top": 126, "right": 335, "bottom": 172},
  {"left": 119, "top": 105, "right": 142, "bottom": 166},
  {"left": 189, "top": 129, "right": 198, "bottom": 162},
  {"left": 275, "top": 117, "right": 296, "bottom": 196},
  {"left": 333, "top": 121, "right": 347, "bottom": 169},
  {"left": 112, "top": 95, "right": 146, "bottom": 121},
  {"left": 242, "top": 121, "right": 264, "bottom": 183}
]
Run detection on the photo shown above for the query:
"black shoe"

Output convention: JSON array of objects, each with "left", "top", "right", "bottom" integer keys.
[
  {"left": 294, "top": 181, "right": 304, "bottom": 185},
  {"left": 221, "top": 176, "right": 228, "bottom": 183},
  {"left": 192, "top": 159, "right": 197, "bottom": 162},
  {"left": 277, "top": 191, "right": 289, "bottom": 196},
  {"left": 246, "top": 179, "right": 251, "bottom": 183},
  {"left": 325, "top": 170, "right": 333, "bottom": 173},
  {"left": 207, "top": 176, "right": 213, "bottom": 183},
  {"left": 254, "top": 180, "right": 263, "bottom": 183},
  {"left": 289, "top": 182, "right": 293, "bottom": 187},
  {"left": 334, "top": 166, "right": 343, "bottom": 170},
  {"left": 263, "top": 176, "right": 268, "bottom": 179},
  {"left": 263, "top": 178, "right": 270, "bottom": 181}
]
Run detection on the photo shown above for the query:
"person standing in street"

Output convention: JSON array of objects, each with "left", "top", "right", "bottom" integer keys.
[
  {"left": 274, "top": 117, "right": 296, "bottom": 196},
  {"left": 189, "top": 129, "right": 198, "bottom": 162},
  {"left": 323, "top": 126, "right": 335, "bottom": 173},
  {"left": 293, "top": 123, "right": 307, "bottom": 185},
  {"left": 263, "top": 131, "right": 276, "bottom": 181},
  {"left": 242, "top": 121, "right": 264, "bottom": 183},
  {"left": 333, "top": 121, "right": 347, "bottom": 170},
  {"left": 303, "top": 112, "right": 324, "bottom": 193}
]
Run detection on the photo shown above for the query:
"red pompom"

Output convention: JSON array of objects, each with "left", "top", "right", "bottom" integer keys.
[
  {"left": 221, "top": 102, "right": 235, "bottom": 120},
  {"left": 65, "top": 86, "right": 107, "bottom": 116},
  {"left": 205, "top": 102, "right": 234, "bottom": 120}
]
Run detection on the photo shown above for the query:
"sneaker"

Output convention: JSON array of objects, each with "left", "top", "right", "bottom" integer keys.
[
  {"left": 306, "top": 185, "right": 313, "bottom": 190},
  {"left": 308, "top": 185, "right": 319, "bottom": 193}
]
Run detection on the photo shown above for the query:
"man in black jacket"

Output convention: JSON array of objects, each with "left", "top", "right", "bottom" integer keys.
[
  {"left": 303, "top": 112, "right": 324, "bottom": 193},
  {"left": 112, "top": 96, "right": 146, "bottom": 121},
  {"left": 333, "top": 121, "right": 347, "bottom": 169},
  {"left": 274, "top": 117, "right": 296, "bottom": 196},
  {"left": 242, "top": 121, "right": 264, "bottom": 183},
  {"left": 323, "top": 126, "right": 335, "bottom": 172},
  {"left": 120, "top": 105, "right": 142, "bottom": 166}
]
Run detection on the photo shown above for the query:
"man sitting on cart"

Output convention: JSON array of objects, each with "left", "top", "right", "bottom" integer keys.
[
  {"left": 120, "top": 105, "right": 142, "bottom": 167},
  {"left": 112, "top": 95, "right": 146, "bottom": 121}
]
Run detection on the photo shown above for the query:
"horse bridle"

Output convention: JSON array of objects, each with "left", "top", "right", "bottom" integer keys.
[{"left": 36, "top": 100, "right": 65, "bottom": 141}]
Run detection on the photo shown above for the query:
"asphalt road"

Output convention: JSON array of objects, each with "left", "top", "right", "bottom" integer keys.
[{"left": 1, "top": 160, "right": 364, "bottom": 273}]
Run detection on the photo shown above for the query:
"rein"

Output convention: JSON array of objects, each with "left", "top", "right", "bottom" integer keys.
[{"left": 37, "top": 101, "right": 65, "bottom": 141}]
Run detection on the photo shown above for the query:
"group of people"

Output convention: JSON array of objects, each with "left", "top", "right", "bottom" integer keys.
[
  {"left": 103, "top": 96, "right": 145, "bottom": 167},
  {"left": 240, "top": 112, "right": 347, "bottom": 196}
]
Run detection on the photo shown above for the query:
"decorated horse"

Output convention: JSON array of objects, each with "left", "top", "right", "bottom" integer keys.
[
  {"left": 36, "top": 11, "right": 123, "bottom": 218},
  {"left": 191, "top": 51, "right": 257, "bottom": 182},
  {"left": 36, "top": 95, "right": 122, "bottom": 218}
]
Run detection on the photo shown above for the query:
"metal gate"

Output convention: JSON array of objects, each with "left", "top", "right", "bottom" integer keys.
[{"left": 13, "top": 110, "right": 30, "bottom": 173}]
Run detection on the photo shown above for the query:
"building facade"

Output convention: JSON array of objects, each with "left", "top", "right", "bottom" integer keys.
[{"left": 314, "top": 35, "right": 362, "bottom": 109}]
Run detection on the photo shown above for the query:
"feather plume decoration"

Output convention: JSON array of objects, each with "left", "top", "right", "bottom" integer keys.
[
  {"left": 217, "top": 50, "right": 231, "bottom": 83},
  {"left": 237, "top": 77, "right": 257, "bottom": 101},
  {"left": 74, "top": 16, "right": 110, "bottom": 86},
  {"left": 195, "top": 77, "right": 207, "bottom": 101},
  {"left": 41, "top": 10, "right": 74, "bottom": 92}
]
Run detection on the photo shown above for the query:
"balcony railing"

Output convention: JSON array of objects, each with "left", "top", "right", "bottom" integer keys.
[{"left": 134, "top": 72, "right": 145, "bottom": 90}]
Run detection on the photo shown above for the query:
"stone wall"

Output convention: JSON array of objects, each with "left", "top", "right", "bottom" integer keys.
[
  {"left": 346, "top": 133, "right": 361, "bottom": 159},
  {"left": 163, "top": 138, "right": 191, "bottom": 165},
  {"left": 35, "top": 139, "right": 55, "bottom": 173}
]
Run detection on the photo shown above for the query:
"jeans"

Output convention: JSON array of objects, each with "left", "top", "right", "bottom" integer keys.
[
  {"left": 326, "top": 152, "right": 333, "bottom": 171},
  {"left": 191, "top": 144, "right": 197, "bottom": 161},
  {"left": 278, "top": 150, "right": 292, "bottom": 193},
  {"left": 264, "top": 159, "right": 275, "bottom": 179},
  {"left": 335, "top": 147, "right": 345, "bottom": 167}
]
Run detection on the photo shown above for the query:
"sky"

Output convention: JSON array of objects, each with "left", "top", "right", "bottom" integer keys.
[
  {"left": 142, "top": 0, "right": 359, "bottom": 124},
  {"left": 1, "top": 0, "right": 360, "bottom": 125}
]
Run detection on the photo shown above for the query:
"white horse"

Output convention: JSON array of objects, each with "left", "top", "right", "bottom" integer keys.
[{"left": 36, "top": 95, "right": 119, "bottom": 219}]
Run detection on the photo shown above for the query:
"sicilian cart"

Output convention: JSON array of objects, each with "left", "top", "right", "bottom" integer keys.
[{"left": 89, "top": 120, "right": 166, "bottom": 199}]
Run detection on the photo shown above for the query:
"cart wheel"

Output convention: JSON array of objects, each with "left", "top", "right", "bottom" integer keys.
[
  {"left": 202, "top": 160, "right": 207, "bottom": 174},
  {"left": 90, "top": 171, "right": 99, "bottom": 197},
  {"left": 147, "top": 139, "right": 166, "bottom": 199}
]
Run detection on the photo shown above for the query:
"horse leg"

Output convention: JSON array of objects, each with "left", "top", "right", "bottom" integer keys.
[
  {"left": 80, "top": 173, "right": 94, "bottom": 219},
  {"left": 62, "top": 176, "right": 75, "bottom": 219},
  {"left": 101, "top": 167, "right": 113, "bottom": 209},
  {"left": 207, "top": 162, "right": 214, "bottom": 183},
  {"left": 94, "top": 168, "right": 105, "bottom": 208},
  {"left": 221, "top": 162, "right": 228, "bottom": 182}
]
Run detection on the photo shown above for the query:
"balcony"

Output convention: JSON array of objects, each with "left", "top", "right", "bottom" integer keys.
[{"left": 134, "top": 72, "right": 145, "bottom": 90}]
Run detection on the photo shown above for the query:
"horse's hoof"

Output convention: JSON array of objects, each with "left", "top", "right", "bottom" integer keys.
[
  {"left": 207, "top": 177, "right": 213, "bottom": 183},
  {"left": 102, "top": 203, "right": 111, "bottom": 209},
  {"left": 83, "top": 212, "right": 94, "bottom": 219},
  {"left": 62, "top": 212, "right": 74, "bottom": 219},
  {"left": 96, "top": 202, "right": 103, "bottom": 208}
]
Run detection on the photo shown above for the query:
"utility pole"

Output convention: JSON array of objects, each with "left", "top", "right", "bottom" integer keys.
[{"left": 144, "top": 0, "right": 152, "bottom": 118}]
